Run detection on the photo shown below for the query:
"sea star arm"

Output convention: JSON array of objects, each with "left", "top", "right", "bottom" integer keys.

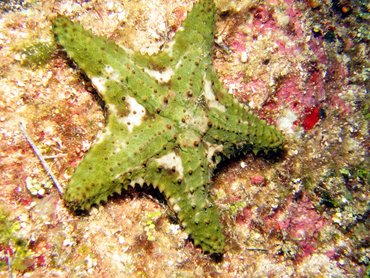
[
  {"left": 130, "top": 0, "right": 284, "bottom": 156},
  {"left": 132, "top": 0, "right": 220, "bottom": 131},
  {"left": 64, "top": 114, "right": 178, "bottom": 211},
  {"left": 52, "top": 16, "right": 169, "bottom": 114},
  {"left": 135, "top": 140, "right": 224, "bottom": 254},
  {"left": 175, "top": 143, "right": 224, "bottom": 254},
  {"left": 132, "top": 0, "right": 216, "bottom": 71},
  {"left": 202, "top": 68, "right": 285, "bottom": 156}
]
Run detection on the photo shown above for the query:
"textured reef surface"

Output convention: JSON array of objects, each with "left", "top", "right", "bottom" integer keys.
[{"left": 0, "top": 0, "right": 368, "bottom": 276}]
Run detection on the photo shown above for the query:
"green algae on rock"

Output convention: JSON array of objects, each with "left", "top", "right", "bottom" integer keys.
[
  {"left": 0, "top": 207, "right": 33, "bottom": 272},
  {"left": 18, "top": 41, "right": 55, "bottom": 67},
  {"left": 52, "top": 0, "right": 284, "bottom": 254}
]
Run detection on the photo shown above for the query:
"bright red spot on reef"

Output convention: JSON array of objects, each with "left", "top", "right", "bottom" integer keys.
[{"left": 302, "top": 106, "right": 320, "bottom": 131}]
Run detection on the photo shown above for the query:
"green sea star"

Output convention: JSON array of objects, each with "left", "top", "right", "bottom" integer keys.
[{"left": 52, "top": 0, "right": 284, "bottom": 254}]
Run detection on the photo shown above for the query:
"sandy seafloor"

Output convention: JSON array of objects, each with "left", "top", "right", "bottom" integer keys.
[{"left": 0, "top": 0, "right": 369, "bottom": 277}]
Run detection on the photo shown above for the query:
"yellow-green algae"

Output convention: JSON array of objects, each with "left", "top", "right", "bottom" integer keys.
[
  {"left": 0, "top": 207, "right": 33, "bottom": 272},
  {"left": 18, "top": 41, "right": 55, "bottom": 67}
]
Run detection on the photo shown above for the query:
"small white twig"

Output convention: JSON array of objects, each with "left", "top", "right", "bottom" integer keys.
[
  {"left": 43, "top": 154, "right": 67, "bottom": 159},
  {"left": 19, "top": 122, "right": 63, "bottom": 195},
  {"left": 6, "top": 252, "right": 13, "bottom": 278},
  {"left": 245, "top": 248, "right": 268, "bottom": 252}
]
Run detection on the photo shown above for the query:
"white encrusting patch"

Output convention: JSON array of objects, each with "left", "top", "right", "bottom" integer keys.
[
  {"left": 204, "top": 142, "right": 224, "bottom": 165},
  {"left": 91, "top": 77, "right": 107, "bottom": 93},
  {"left": 114, "top": 141, "right": 127, "bottom": 154},
  {"left": 175, "top": 59, "right": 183, "bottom": 70},
  {"left": 129, "top": 177, "right": 145, "bottom": 186},
  {"left": 183, "top": 110, "right": 209, "bottom": 134},
  {"left": 168, "top": 196, "right": 181, "bottom": 207},
  {"left": 94, "top": 128, "right": 112, "bottom": 145},
  {"left": 164, "top": 40, "right": 176, "bottom": 56},
  {"left": 104, "top": 65, "right": 121, "bottom": 82},
  {"left": 172, "top": 204, "right": 181, "bottom": 213},
  {"left": 144, "top": 67, "right": 174, "bottom": 83},
  {"left": 154, "top": 151, "right": 184, "bottom": 178},
  {"left": 277, "top": 108, "right": 298, "bottom": 134},
  {"left": 203, "top": 75, "right": 226, "bottom": 112},
  {"left": 119, "top": 96, "right": 146, "bottom": 132},
  {"left": 91, "top": 65, "right": 121, "bottom": 92}
]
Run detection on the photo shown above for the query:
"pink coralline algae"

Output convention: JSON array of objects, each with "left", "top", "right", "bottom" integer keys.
[
  {"left": 236, "top": 206, "right": 253, "bottom": 225},
  {"left": 249, "top": 174, "right": 266, "bottom": 185},
  {"left": 265, "top": 194, "right": 329, "bottom": 260},
  {"left": 216, "top": 1, "right": 354, "bottom": 133}
]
